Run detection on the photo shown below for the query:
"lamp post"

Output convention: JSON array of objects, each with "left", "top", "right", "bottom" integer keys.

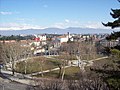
[
  {"left": 76, "top": 50, "right": 81, "bottom": 67},
  {"left": 24, "top": 60, "right": 27, "bottom": 74}
]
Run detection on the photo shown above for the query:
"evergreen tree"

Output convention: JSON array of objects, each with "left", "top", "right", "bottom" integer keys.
[
  {"left": 102, "top": 0, "right": 120, "bottom": 40},
  {"left": 102, "top": 1, "right": 120, "bottom": 29}
]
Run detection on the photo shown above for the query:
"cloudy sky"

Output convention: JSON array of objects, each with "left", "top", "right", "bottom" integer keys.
[{"left": 0, "top": 0, "right": 119, "bottom": 30}]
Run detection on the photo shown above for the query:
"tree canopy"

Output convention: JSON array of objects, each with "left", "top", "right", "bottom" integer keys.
[
  {"left": 102, "top": 9, "right": 120, "bottom": 29},
  {"left": 102, "top": 0, "right": 120, "bottom": 41},
  {"left": 102, "top": 0, "right": 120, "bottom": 29}
]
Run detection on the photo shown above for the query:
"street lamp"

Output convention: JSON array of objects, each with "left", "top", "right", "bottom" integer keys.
[
  {"left": 76, "top": 50, "right": 81, "bottom": 67},
  {"left": 24, "top": 60, "right": 27, "bottom": 74}
]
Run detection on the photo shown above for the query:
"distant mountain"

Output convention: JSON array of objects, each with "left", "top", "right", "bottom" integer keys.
[{"left": 0, "top": 27, "right": 117, "bottom": 36}]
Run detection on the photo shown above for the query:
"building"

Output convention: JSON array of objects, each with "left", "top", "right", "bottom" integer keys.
[
  {"left": 99, "top": 39, "right": 119, "bottom": 47},
  {"left": 31, "top": 34, "right": 47, "bottom": 46},
  {"left": 56, "top": 32, "right": 72, "bottom": 43},
  {"left": 34, "top": 34, "right": 46, "bottom": 42}
]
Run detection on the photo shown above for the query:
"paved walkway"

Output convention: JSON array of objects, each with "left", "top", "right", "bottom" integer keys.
[
  {"left": 1, "top": 65, "right": 71, "bottom": 85},
  {"left": 0, "top": 56, "right": 108, "bottom": 85},
  {"left": 1, "top": 69, "right": 34, "bottom": 85},
  {"left": 90, "top": 56, "right": 108, "bottom": 62},
  {"left": 26, "top": 55, "right": 105, "bottom": 77},
  {"left": 26, "top": 66, "right": 71, "bottom": 77}
]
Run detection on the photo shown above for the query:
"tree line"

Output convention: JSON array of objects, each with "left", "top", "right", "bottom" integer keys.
[{"left": 0, "top": 35, "right": 34, "bottom": 41}]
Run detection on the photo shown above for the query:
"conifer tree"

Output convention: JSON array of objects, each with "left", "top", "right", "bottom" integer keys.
[
  {"left": 102, "top": 9, "right": 120, "bottom": 29},
  {"left": 102, "top": 0, "right": 120, "bottom": 40}
]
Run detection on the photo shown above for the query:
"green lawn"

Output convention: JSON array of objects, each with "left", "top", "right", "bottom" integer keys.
[
  {"left": 15, "top": 56, "right": 59, "bottom": 74},
  {"left": 33, "top": 66, "right": 80, "bottom": 80},
  {"left": 52, "top": 55, "right": 77, "bottom": 60},
  {"left": 15, "top": 54, "right": 103, "bottom": 74}
]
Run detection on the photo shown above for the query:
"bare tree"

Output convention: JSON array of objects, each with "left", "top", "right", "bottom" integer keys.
[
  {"left": 1, "top": 42, "right": 31, "bottom": 75},
  {"left": 29, "top": 79, "right": 64, "bottom": 90},
  {"left": 34, "top": 56, "right": 46, "bottom": 77},
  {"left": 60, "top": 52, "right": 69, "bottom": 80},
  {"left": 51, "top": 52, "right": 70, "bottom": 80},
  {"left": 51, "top": 58, "right": 63, "bottom": 78},
  {"left": 4, "top": 43, "right": 21, "bottom": 75}
]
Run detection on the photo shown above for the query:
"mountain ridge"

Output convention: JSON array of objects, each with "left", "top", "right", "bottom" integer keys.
[{"left": 0, "top": 27, "right": 117, "bottom": 36}]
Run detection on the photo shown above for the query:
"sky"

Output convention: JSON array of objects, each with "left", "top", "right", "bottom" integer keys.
[{"left": 0, "top": 0, "right": 120, "bottom": 30}]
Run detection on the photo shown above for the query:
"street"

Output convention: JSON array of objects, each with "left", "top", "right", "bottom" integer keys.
[{"left": 0, "top": 80, "right": 34, "bottom": 90}]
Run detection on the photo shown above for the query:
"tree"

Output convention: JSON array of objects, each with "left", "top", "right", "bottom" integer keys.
[
  {"left": 58, "top": 52, "right": 69, "bottom": 80},
  {"left": 102, "top": 0, "right": 120, "bottom": 49},
  {"left": 0, "top": 43, "right": 5, "bottom": 64},
  {"left": 102, "top": 0, "right": 120, "bottom": 40},
  {"left": 60, "top": 52, "right": 69, "bottom": 80},
  {"left": 35, "top": 56, "right": 46, "bottom": 77},
  {"left": 100, "top": 3, "right": 120, "bottom": 87},
  {"left": 106, "top": 31, "right": 120, "bottom": 40},
  {"left": 6, "top": 43, "right": 22, "bottom": 75},
  {"left": 1, "top": 42, "right": 31, "bottom": 75},
  {"left": 102, "top": 0, "right": 120, "bottom": 52},
  {"left": 0, "top": 42, "right": 5, "bottom": 73},
  {"left": 102, "top": 4, "right": 120, "bottom": 29},
  {"left": 51, "top": 59, "right": 63, "bottom": 78}
]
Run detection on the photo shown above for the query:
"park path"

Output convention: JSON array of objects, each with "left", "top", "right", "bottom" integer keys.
[
  {"left": 1, "top": 65, "right": 71, "bottom": 85},
  {"left": 1, "top": 69, "right": 34, "bottom": 85},
  {"left": 25, "top": 66, "right": 71, "bottom": 77},
  {"left": 0, "top": 56, "right": 108, "bottom": 85},
  {"left": 90, "top": 56, "right": 108, "bottom": 62},
  {"left": 26, "top": 56, "right": 108, "bottom": 77}
]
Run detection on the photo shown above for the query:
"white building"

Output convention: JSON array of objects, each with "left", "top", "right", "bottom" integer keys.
[
  {"left": 57, "top": 36, "right": 69, "bottom": 43},
  {"left": 57, "top": 32, "right": 73, "bottom": 43},
  {"left": 39, "top": 35, "right": 46, "bottom": 41}
]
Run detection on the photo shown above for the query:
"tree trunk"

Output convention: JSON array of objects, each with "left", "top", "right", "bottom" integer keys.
[
  {"left": 58, "top": 66, "right": 62, "bottom": 78},
  {"left": 40, "top": 65, "right": 43, "bottom": 77},
  {"left": 12, "top": 68, "right": 15, "bottom": 75},
  {"left": 61, "top": 63, "right": 65, "bottom": 80},
  {"left": 12, "top": 59, "right": 15, "bottom": 76}
]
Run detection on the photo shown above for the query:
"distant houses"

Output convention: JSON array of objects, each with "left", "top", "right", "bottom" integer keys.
[
  {"left": 30, "top": 34, "right": 47, "bottom": 47},
  {"left": 1, "top": 33, "right": 118, "bottom": 56},
  {"left": 99, "top": 39, "right": 120, "bottom": 47}
]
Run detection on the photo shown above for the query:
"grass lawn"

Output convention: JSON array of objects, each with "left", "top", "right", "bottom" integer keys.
[
  {"left": 15, "top": 56, "right": 60, "bottom": 74},
  {"left": 33, "top": 66, "right": 80, "bottom": 80},
  {"left": 52, "top": 55, "right": 77, "bottom": 60},
  {"left": 15, "top": 54, "right": 104, "bottom": 74}
]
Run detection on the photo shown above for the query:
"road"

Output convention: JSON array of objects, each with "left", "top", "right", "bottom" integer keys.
[{"left": 0, "top": 78, "right": 34, "bottom": 90}]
